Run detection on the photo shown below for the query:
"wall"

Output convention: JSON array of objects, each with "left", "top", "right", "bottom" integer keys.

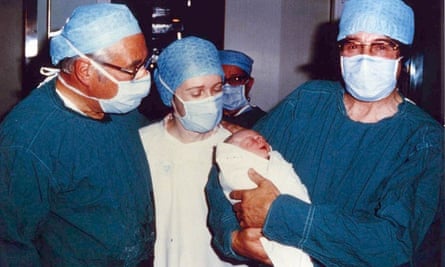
[
  {"left": 1, "top": 1, "right": 443, "bottom": 121},
  {"left": 0, "top": 0, "right": 105, "bottom": 120},
  {"left": 0, "top": 1, "right": 23, "bottom": 119},
  {"left": 0, "top": 0, "right": 332, "bottom": 118},
  {"left": 224, "top": 0, "right": 444, "bottom": 123},
  {"left": 224, "top": 0, "right": 331, "bottom": 111}
]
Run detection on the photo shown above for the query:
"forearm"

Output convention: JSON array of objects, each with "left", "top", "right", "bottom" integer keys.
[
  {"left": 0, "top": 149, "right": 50, "bottom": 266},
  {"left": 205, "top": 167, "right": 249, "bottom": 262},
  {"left": 264, "top": 191, "right": 438, "bottom": 267}
]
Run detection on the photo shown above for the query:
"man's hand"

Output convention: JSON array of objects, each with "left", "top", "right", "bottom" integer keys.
[
  {"left": 232, "top": 228, "right": 272, "bottom": 265},
  {"left": 230, "top": 168, "right": 280, "bottom": 228}
]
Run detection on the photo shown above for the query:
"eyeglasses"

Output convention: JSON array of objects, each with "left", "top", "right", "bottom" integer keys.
[
  {"left": 223, "top": 75, "right": 250, "bottom": 86},
  {"left": 94, "top": 55, "right": 152, "bottom": 80},
  {"left": 338, "top": 39, "right": 400, "bottom": 58}
]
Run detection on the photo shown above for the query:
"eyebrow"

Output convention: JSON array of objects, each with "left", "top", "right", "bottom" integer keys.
[
  {"left": 129, "top": 57, "right": 147, "bottom": 68},
  {"left": 183, "top": 85, "right": 205, "bottom": 92},
  {"left": 122, "top": 53, "right": 149, "bottom": 69},
  {"left": 183, "top": 81, "right": 223, "bottom": 91},
  {"left": 226, "top": 73, "right": 248, "bottom": 78}
]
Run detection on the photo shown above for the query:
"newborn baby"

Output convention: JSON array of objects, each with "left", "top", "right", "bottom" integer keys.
[{"left": 215, "top": 129, "right": 313, "bottom": 267}]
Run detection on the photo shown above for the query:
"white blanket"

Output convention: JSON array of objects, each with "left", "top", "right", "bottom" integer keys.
[{"left": 216, "top": 142, "right": 313, "bottom": 267}]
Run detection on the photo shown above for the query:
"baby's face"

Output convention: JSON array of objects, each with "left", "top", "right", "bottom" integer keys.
[{"left": 228, "top": 129, "right": 271, "bottom": 159}]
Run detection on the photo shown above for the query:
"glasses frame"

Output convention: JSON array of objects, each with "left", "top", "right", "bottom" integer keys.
[
  {"left": 93, "top": 55, "right": 152, "bottom": 80},
  {"left": 338, "top": 39, "right": 400, "bottom": 58}
]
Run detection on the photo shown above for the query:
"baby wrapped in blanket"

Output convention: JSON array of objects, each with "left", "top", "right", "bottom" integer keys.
[{"left": 215, "top": 129, "right": 313, "bottom": 267}]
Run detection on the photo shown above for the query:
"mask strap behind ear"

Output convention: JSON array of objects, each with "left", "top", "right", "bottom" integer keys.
[
  {"left": 37, "top": 67, "right": 60, "bottom": 87},
  {"left": 62, "top": 35, "right": 119, "bottom": 84},
  {"left": 158, "top": 73, "right": 185, "bottom": 104}
]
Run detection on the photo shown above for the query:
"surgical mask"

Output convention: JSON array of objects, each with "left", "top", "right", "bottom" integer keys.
[
  {"left": 222, "top": 84, "right": 249, "bottom": 110},
  {"left": 174, "top": 93, "right": 223, "bottom": 133},
  {"left": 88, "top": 62, "right": 151, "bottom": 113},
  {"left": 341, "top": 55, "right": 400, "bottom": 102},
  {"left": 63, "top": 38, "right": 151, "bottom": 113},
  {"left": 58, "top": 73, "right": 151, "bottom": 114}
]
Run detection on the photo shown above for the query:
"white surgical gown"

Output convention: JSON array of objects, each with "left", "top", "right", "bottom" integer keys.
[{"left": 139, "top": 117, "right": 241, "bottom": 267}]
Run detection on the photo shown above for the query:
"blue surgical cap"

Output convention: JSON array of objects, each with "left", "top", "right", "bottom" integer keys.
[
  {"left": 219, "top": 50, "right": 254, "bottom": 75},
  {"left": 337, "top": 0, "right": 414, "bottom": 45},
  {"left": 50, "top": 3, "right": 141, "bottom": 65},
  {"left": 154, "top": 36, "right": 224, "bottom": 107}
]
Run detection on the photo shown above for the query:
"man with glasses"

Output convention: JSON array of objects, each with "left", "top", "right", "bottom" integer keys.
[
  {"left": 0, "top": 3, "right": 155, "bottom": 266},
  {"left": 206, "top": 0, "right": 443, "bottom": 266},
  {"left": 219, "top": 50, "right": 266, "bottom": 128}
]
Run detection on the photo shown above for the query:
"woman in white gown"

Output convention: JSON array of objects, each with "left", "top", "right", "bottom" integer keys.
[{"left": 139, "top": 36, "right": 245, "bottom": 267}]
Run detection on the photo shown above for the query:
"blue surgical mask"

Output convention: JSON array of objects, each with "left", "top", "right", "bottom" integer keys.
[
  {"left": 222, "top": 84, "right": 249, "bottom": 110},
  {"left": 341, "top": 55, "right": 400, "bottom": 102},
  {"left": 174, "top": 93, "right": 223, "bottom": 133}
]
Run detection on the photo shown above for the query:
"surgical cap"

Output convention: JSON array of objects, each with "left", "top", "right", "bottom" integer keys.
[
  {"left": 154, "top": 36, "right": 224, "bottom": 107},
  {"left": 50, "top": 3, "right": 141, "bottom": 65},
  {"left": 219, "top": 50, "right": 254, "bottom": 75},
  {"left": 337, "top": 0, "right": 414, "bottom": 45}
]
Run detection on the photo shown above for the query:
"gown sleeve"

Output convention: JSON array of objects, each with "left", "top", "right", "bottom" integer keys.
[
  {"left": 205, "top": 166, "right": 251, "bottom": 263},
  {"left": 0, "top": 148, "right": 50, "bottom": 266},
  {"left": 263, "top": 139, "right": 443, "bottom": 266}
]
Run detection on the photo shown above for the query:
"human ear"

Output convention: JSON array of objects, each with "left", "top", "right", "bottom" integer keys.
[
  {"left": 245, "top": 77, "right": 255, "bottom": 97},
  {"left": 73, "top": 57, "right": 95, "bottom": 86}
]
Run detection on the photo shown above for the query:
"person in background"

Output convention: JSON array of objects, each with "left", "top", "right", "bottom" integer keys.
[
  {"left": 216, "top": 129, "right": 312, "bottom": 267},
  {"left": 139, "top": 36, "right": 247, "bottom": 267},
  {"left": 0, "top": 4, "right": 155, "bottom": 266},
  {"left": 219, "top": 50, "right": 266, "bottom": 129},
  {"left": 206, "top": 0, "right": 444, "bottom": 266}
]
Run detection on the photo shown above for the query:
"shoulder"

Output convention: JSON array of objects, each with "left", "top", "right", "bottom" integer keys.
[
  {"left": 285, "top": 80, "right": 343, "bottom": 101},
  {"left": 397, "top": 100, "right": 444, "bottom": 149},
  {"left": 260, "top": 80, "right": 342, "bottom": 120},
  {"left": 214, "top": 125, "right": 232, "bottom": 140},
  {"left": 139, "top": 119, "right": 165, "bottom": 140},
  {"left": 247, "top": 105, "right": 266, "bottom": 115},
  {"left": 0, "top": 87, "right": 66, "bottom": 148}
]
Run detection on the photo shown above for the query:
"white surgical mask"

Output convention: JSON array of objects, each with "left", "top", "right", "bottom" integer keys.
[
  {"left": 63, "top": 38, "right": 151, "bottom": 113},
  {"left": 59, "top": 73, "right": 151, "bottom": 114},
  {"left": 87, "top": 61, "right": 151, "bottom": 113},
  {"left": 222, "top": 84, "right": 249, "bottom": 110},
  {"left": 341, "top": 55, "right": 400, "bottom": 102},
  {"left": 174, "top": 93, "right": 223, "bottom": 133}
]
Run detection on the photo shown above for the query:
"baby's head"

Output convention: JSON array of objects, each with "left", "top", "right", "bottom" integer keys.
[{"left": 225, "top": 129, "right": 271, "bottom": 159}]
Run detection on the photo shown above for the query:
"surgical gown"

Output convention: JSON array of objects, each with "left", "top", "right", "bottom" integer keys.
[
  {"left": 206, "top": 80, "right": 444, "bottom": 266},
  {"left": 139, "top": 117, "right": 242, "bottom": 267},
  {"left": 0, "top": 78, "right": 155, "bottom": 266}
]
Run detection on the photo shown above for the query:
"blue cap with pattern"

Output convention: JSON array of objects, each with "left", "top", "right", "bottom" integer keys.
[
  {"left": 154, "top": 36, "right": 224, "bottom": 107},
  {"left": 219, "top": 50, "right": 254, "bottom": 75},
  {"left": 337, "top": 0, "right": 415, "bottom": 45},
  {"left": 50, "top": 3, "right": 141, "bottom": 65}
]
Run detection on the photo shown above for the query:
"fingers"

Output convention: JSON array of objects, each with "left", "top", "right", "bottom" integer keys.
[
  {"left": 229, "top": 189, "right": 242, "bottom": 200},
  {"left": 229, "top": 168, "right": 265, "bottom": 201},
  {"left": 229, "top": 169, "right": 264, "bottom": 200},
  {"left": 231, "top": 228, "right": 272, "bottom": 265},
  {"left": 232, "top": 202, "right": 245, "bottom": 226},
  {"left": 248, "top": 168, "right": 266, "bottom": 185}
]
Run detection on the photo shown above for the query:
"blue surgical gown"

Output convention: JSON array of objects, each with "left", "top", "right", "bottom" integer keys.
[
  {"left": 206, "top": 80, "right": 444, "bottom": 266},
  {"left": 0, "top": 78, "right": 155, "bottom": 266}
]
